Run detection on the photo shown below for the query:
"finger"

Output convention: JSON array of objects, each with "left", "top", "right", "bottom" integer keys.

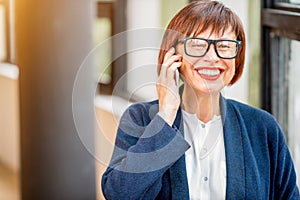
[
  {"left": 168, "top": 62, "right": 182, "bottom": 72},
  {"left": 166, "top": 62, "right": 182, "bottom": 80},
  {"left": 158, "top": 62, "right": 181, "bottom": 85},
  {"left": 163, "top": 47, "right": 175, "bottom": 63},
  {"left": 164, "top": 55, "right": 182, "bottom": 67},
  {"left": 158, "top": 63, "right": 168, "bottom": 79},
  {"left": 160, "top": 55, "right": 180, "bottom": 78}
]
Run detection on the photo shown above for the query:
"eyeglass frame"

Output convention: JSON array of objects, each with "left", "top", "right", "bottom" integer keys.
[{"left": 174, "top": 37, "right": 242, "bottom": 59}]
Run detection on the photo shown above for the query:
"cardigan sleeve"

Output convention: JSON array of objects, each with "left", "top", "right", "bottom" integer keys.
[
  {"left": 265, "top": 114, "right": 300, "bottom": 199},
  {"left": 101, "top": 103, "right": 190, "bottom": 200},
  {"left": 274, "top": 141, "right": 300, "bottom": 199}
]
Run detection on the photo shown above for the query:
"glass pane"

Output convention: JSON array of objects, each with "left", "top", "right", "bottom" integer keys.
[
  {"left": 280, "top": 0, "right": 300, "bottom": 3},
  {"left": 93, "top": 17, "right": 112, "bottom": 84},
  {"left": 0, "top": 5, "right": 6, "bottom": 61},
  {"left": 288, "top": 39, "right": 300, "bottom": 187},
  {"left": 289, "top": 0, "right": 300, "bottom": 4}
]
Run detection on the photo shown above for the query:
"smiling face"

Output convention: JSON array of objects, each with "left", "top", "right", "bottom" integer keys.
[{"left": 176, "top": 27, "right": 237, "bottom": 96}]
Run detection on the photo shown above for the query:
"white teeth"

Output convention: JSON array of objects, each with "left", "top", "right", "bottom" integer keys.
[{"left": 198, "top": 69, "right": 220, "bottom": 77}]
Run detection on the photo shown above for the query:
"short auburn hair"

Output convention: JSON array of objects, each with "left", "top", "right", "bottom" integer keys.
[{"left": 157, "top": 0, "right": 246, "bottom": 85}]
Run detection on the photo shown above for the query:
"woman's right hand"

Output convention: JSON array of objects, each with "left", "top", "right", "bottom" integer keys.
[{"left": 156, "top": 47, "right": 182, "bottom": 126}]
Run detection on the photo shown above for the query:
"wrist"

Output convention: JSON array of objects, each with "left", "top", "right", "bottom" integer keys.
[{"left": 158, "top": 109, "right": 178, "bottom": 126}]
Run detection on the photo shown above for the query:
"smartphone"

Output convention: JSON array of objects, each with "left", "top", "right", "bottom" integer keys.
[{"left": 175, "top": 69, "right": 180, "bottom": 86}]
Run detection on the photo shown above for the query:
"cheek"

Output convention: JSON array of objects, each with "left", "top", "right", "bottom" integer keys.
[
  {"left": 183, "top": 53, "right": 198, "bottom": 63},
  {"left": 224, "top": 61, "right": 236, "bottom": 81},
  {"left": 230, "top": 62, "right": 236, "bottom": 75},
  {"left": 179, "top": 57, "right": 197, "bottom": 73}
]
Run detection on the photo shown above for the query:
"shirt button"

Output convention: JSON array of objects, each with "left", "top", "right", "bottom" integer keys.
[
  {"left": 201, "top": 124, "right": 205, "bottom": 128},
  {"left": 203, "top": 177, "right": 208, "bottom": 181}
]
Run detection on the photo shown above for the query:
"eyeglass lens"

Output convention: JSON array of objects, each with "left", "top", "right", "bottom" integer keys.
[{"left": 185, "top": 38, "right": 239, "bottom": 58}]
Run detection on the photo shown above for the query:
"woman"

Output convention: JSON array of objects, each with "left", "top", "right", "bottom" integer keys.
[{"left": 102, "top": 0, "right": 299, "bottom": 199}]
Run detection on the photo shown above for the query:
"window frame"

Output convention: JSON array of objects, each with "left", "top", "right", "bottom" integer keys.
[{"left": 261, "top": 0, "right": 300, "bottom": 136}]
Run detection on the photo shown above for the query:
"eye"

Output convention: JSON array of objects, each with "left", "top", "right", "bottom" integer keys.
[
  {"left": 218, "top": 42, "right": 231, "bottom": 49},
  {"left": 192, "top": 44, "right": 206, "bottom": 48},
  {"left": 188, "top": 39, "right": 207, "bottom": 49},
  {"left": 217, "top": 41, "right": 237, "bottom": 51}
]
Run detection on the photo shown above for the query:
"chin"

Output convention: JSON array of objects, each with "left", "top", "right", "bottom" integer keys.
[
  {"left": 193, "top": 85, "right": 222, "bottom": 96},
  {"left": 193, "top": 80, "right": 225, "bottom": 95}
]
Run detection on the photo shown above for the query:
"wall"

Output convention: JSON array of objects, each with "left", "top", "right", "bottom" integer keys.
[
  {"left": 288, "top": 40, "right": 300, "bottom": 187},
  {"left": 0, "top": 63, "right": 20, "bottom": 172},
  {"left": 94, "top": 95, "right": 130, "bottom": 199},
  {"left": 95, "top": 106, "right": 118, "bottom": 200},
  {"left": 126, "top": 0, "right": 161, "bottom": 101}
]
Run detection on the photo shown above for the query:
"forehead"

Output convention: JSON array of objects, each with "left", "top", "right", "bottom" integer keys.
[{"left": 191, "top": 26, "right": 237, "bottom": 39}]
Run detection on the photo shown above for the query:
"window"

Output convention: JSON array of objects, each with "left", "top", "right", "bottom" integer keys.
[
  {"left": 289, "top": 0, "right": 300, "bottom": 4},
  {"left": 0, "top": 0, "right": 10, "bottom": 62},
  {"left": 94, "top": 1, "right": 114, "bottom": 94},
  {"left": 261, "top": 0, "right": 300, "bottom": 186},
  {"left": 94, "top": 0, "right": 127, "bottom": 95}
]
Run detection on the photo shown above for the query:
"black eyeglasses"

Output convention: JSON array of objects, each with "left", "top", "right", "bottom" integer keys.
[{"left": 176, "top": 37, "right": 242, "bottom": 59}]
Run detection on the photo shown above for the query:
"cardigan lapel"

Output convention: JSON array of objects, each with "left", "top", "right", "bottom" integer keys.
[
  {"left": 169, "top": 108, "right": 190, "bottom": 200},
  {"left": 220, "top": 96, "right": 246, "bottom": 199}
]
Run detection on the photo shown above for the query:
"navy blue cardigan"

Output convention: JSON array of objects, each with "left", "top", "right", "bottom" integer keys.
[{"left": 102, "top": 97, "right": 299, "bottom": 199}]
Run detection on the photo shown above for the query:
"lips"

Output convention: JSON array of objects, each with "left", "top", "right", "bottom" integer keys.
[{"left": 195, "top": 67, "right": 224, "bottom": 81}]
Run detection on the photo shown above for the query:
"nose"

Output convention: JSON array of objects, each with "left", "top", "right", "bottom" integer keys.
[{"left": 204, "top": 43, "right": 220, "bottom": 61}]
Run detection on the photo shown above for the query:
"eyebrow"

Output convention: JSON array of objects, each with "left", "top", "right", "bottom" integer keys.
[
  {"left": 184, "top": 37, "right": 238, "bottom": 41},
  {"left": 192, "top": 33, "right": 236, "bottom": 39}
]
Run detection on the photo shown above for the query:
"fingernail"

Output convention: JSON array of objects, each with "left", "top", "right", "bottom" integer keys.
[{"left": 170, "top": 47, "right": 175, "bottom": 53}]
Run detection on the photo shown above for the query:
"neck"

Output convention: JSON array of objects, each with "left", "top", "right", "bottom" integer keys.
[{"left": 181, "top": 85, "right": 220, "bottom": 123}]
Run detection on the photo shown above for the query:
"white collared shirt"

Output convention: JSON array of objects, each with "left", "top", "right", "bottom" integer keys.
[{"left": 183, "top": 110, "right": 226, "bottom": 200}]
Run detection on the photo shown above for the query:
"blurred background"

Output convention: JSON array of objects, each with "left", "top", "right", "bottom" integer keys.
[{"left": 0, "top": 0, "right": 299, "bottom": 199}]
